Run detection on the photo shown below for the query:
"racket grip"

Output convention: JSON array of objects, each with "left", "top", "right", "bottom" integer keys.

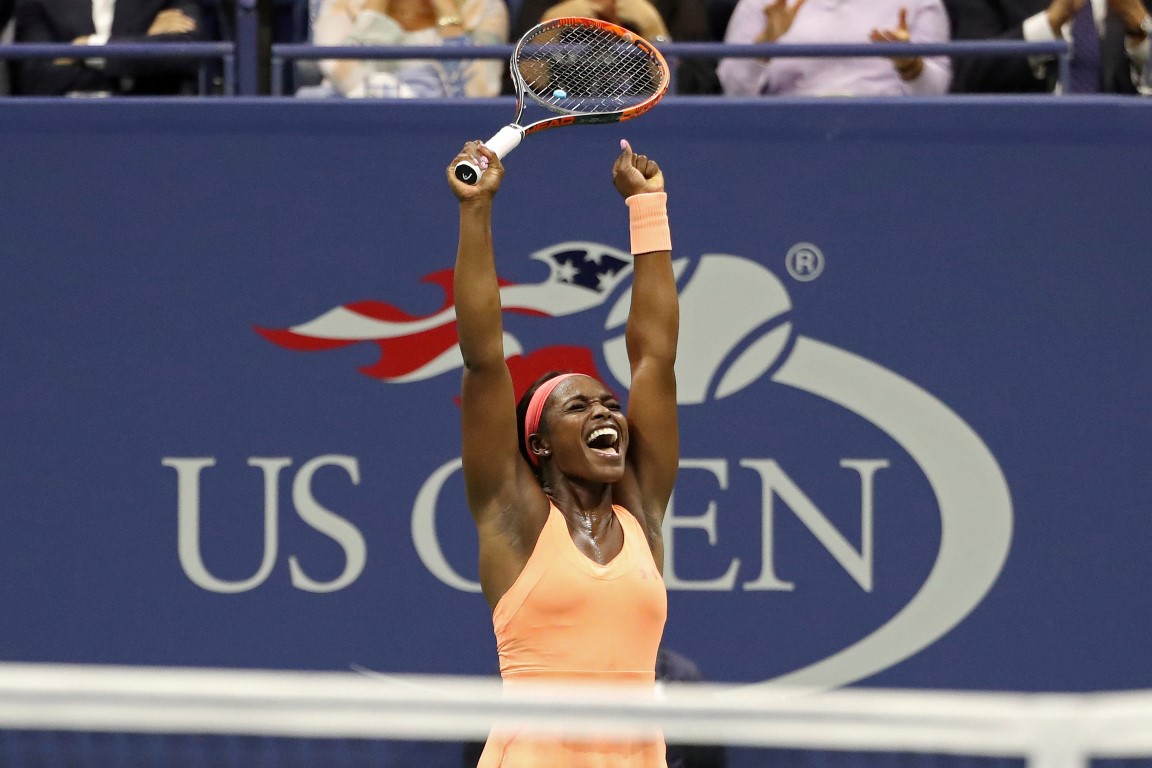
[{"left": 453, "top": 125, "right": 524, "bottom": 185}]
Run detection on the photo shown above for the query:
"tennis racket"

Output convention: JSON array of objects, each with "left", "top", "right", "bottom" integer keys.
[{"left": 453, "top": 16, "right": 670, "bottom": 184}]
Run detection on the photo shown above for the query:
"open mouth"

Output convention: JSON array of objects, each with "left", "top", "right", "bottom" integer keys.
[{"left": 585, "top": 426, "right": 621, "bottom": 457}]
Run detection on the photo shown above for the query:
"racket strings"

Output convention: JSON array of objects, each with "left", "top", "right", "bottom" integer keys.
[{"left": 517, "top": 24, "right": 664, "bottom": 114}]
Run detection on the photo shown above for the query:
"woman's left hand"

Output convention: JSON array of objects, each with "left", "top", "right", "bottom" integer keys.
[
  {"left": 870, "top": 7, "right": 924, "bottom": 81},
  {"left": 613, "top": 139, "right": 664, "bottom": 198}
]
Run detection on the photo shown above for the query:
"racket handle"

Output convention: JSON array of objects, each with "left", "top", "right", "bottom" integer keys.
[{"left": 453, "top": 125, "right": 524, "bottom": 185}]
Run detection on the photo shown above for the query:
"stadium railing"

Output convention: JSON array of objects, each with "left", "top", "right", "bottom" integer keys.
[
  {"left": 0, "top": 42, "right": 239, "bottom": 95},
  {"left": 269, "top": 40, "right": 1071, "bottom": 96},
  {"left": 0, "top": 40, "right": 1071, "bottom": 97}
]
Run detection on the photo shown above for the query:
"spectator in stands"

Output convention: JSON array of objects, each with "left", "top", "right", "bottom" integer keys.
[
  {"left": 13, "top": 0, "right": 202, "bottom": 95},
  {"left": 718, "top": 0, "right": 952, "bottom": 96},
  {"left": 946, "top": 0, "right": 1150, "bottom": 93},
  {"left": 310, "top": 0, "right": 507, "bottom": 97},
  {"left": 510, "top": 0, "right": 722, "bottom": 93}
]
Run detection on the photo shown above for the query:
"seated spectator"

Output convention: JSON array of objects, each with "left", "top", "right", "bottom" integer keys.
[
  {"left": 13, "top": 0, "right": 202, "bottom": 95},
  {"left": 946, "top": 0, "right": 1150, "bottom": 93},
  {"left": 510, "top": 0, "right": 722, "bottom": 93},
  {"left": 718, "top": 0, "right": 952, "bottom": 96},
  {"left": 311, "top": 0, "right": 508, "bottom": 97}
]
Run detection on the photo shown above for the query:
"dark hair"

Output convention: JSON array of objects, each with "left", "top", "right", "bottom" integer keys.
[{"left": 515, "top": 370, "right": 570, "bottom": 482}]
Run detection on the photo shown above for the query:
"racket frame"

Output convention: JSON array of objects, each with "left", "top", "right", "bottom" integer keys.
[{"left": 453, "top": 16, "right": 670, "bottom": 184}]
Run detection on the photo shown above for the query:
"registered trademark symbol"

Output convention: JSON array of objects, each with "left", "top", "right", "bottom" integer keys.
[{"left": 785, "top": 242, "right": 825, "bottom": 282}]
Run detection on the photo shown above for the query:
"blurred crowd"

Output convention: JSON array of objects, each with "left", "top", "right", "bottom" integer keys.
[{"left": 0, "top": 0, "right": 1148, "bottom": 95}]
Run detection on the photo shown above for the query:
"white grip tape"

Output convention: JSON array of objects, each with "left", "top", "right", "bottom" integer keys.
[
  {"left": 485, "top": 125, "right": 524, "bottom": 159},
  {"left": 453, "top": 125, "right": 525, "bottom": 185}
]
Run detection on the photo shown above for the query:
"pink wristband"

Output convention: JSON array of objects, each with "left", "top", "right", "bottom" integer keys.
[{"left": 626, "top": 192, "right": 671, "bottom": 255}]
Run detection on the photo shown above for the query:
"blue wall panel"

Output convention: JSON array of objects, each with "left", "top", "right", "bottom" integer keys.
[{"left": 1, "top": 98, "right": 1149, "bottom": 694}]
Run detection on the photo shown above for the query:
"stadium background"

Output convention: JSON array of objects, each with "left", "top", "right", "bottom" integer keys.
[{"left": 1, "top": 95, "right": 1150, "bottom": 764}]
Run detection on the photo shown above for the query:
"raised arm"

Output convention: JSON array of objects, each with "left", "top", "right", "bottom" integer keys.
[
  {"left": 612, "top": 141, "right": 679, "bottom": 540},
  {"left": 449, "top": 143, "right": 523, "bottom": 512},
  {"left": 446, "top": 143, "right": 545, "bottom": 605}
]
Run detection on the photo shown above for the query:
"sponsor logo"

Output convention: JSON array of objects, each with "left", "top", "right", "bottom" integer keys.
[{"left": 526, "top": 115, "right": 576, "bottom": 134}]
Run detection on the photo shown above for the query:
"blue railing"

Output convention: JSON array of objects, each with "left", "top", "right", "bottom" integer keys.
[
  {"left": 0, "top": 42, "right": 238, "bottom": 95},
  {"left": 0, "top": 39, "right": 1070, "bottom": 97},
  {"left": 269, "top": 39, "right": 1071, "bottom": 97}
]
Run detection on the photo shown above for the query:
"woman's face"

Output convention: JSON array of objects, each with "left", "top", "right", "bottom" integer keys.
[{"left": 539, "top": 375, "right": 628, "bottom": 483}]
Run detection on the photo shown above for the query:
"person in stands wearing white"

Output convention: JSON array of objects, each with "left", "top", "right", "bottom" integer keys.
[{"left": 312, "top": 0, "right": 508, "bottom": 97}]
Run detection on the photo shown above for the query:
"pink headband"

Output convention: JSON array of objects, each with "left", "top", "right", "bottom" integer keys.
[{"left": 523, "top": 373, "right": 581, "bottom": 465}]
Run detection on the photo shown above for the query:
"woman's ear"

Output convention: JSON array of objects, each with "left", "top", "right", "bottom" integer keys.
[{"left": 527, "top": 434, "right": 551, "bottom": 462}]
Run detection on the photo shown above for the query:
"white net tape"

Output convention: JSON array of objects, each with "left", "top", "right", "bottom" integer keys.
[{"left": 1, "top": 662, "right": 1151, "bottom": 768}]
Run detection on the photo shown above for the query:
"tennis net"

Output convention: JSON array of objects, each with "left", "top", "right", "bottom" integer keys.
[{"left": 1, "top": 662, "right": 1150, "bottom": 768}]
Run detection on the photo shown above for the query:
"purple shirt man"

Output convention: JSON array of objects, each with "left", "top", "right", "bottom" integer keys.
[{"left": 718, "top": 0, "right": 952, "bottom": 96}]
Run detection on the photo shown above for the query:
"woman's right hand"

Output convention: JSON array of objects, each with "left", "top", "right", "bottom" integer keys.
[{"left": 447, "top": 142, "right": 504, "bottom": 202}]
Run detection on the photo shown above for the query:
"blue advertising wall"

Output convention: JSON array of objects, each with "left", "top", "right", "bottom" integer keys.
[{"left": 1, "top": 97, "right": 1150, "bottom": 696}]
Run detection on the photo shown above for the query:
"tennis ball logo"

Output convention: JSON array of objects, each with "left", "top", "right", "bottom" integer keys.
[{"left": 602, "top": 254, "right": 793, "bottom": 404}]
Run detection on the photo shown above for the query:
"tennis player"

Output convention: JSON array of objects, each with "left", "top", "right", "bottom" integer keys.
[{"left": 446, "top": 138, "right": 679, "bottom": 767}]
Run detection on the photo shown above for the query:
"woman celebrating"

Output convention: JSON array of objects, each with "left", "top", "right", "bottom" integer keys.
[{"left": 446, "top": 139, "right": 680, "bottom": 767}]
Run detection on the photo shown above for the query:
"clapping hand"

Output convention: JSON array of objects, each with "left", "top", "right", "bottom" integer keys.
[
  {"left": 1045, "top": 0, "right": 1089, "bottom": 36},
  {"left": 870, "top": 7, "right": 923, "bottom": 81},
  {"left": 148, "top": 8, "right": 197, "bottom": 35},
  {"left": 1105, "top": 0, "right": 1151, "bottom": 43},
  {"left": 756, "top": 0, "right": 806, "bottom": 43}
]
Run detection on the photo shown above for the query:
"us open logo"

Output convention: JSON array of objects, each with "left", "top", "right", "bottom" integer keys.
[{"left": 251, "top": 242, "right": 1013, "bottom": 692}]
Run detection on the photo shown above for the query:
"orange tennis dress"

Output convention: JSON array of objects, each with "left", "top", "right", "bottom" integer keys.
[{"left": 476, "top": 502, "right": 668, "bottom": 768}]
